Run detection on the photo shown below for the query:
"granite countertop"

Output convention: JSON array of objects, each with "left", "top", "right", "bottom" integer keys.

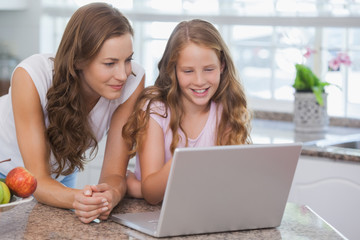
[
  {"left": 251, "top": 119, "right": 360, "bottom": 163},
  {"left": 0, "top": 198, "right": 346, "bottom": 240}
]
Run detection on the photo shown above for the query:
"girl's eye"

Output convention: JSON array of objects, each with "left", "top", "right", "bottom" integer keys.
[
  {"left": 205, "top": 68, "right": 214, "bottom": 72},
  {"left": 104, "top": 62, "right": 115, "bottom": 66},
  {"left": 126, "top": 57, "right": 133, "bottom": 63},
  {"left": 183, "top": 70, "right": 193, "bottom": 73}
]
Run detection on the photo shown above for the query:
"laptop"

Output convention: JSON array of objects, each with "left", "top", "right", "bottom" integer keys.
[{"left": 111, "top": 143, "right": 302, "bottom": 238}]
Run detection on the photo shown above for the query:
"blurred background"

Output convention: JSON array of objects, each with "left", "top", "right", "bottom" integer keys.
[
  {"left": 1, "top": 0, "right": 360, "bottom": 186},
  {"left": 1, "top": 0, "right": 360, "bottom": 118}
]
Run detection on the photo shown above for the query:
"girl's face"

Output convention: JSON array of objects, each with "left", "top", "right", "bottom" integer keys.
[
  {"left": 176, "top": 42, "right": 223, "bottom": 110},
  {"left": 79, "top": 33, "right": 134, "bottom": 104}
]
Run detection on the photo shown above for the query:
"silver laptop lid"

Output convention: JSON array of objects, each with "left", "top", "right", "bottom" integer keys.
[{"left": 156, "top": 143, "right": 302, "bottom": 237}]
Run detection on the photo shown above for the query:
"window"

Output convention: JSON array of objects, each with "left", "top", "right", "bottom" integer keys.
[{"left": 40, "top": 0, "right": 360, "bottom": 118}]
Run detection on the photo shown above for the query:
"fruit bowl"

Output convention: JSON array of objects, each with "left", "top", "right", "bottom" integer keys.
[{"left": 0, "top": 195, "right": 33, "bottom": 212}]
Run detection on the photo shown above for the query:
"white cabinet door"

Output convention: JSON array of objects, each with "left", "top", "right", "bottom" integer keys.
[{"left": 288, "top": 156, "right": 360, "bottom": 240}]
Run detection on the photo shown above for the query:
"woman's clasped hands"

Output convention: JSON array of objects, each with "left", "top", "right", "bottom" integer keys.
[{"left": 73, "top": 184, "right": 117, "bottom": 223}]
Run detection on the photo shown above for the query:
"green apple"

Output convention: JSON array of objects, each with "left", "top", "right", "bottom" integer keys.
[
  {"left": 0, "top": 182, "right": 11, "bottom": 204},
  {"left": 0, "top": 184, "right": 3, "bottom": 203}
]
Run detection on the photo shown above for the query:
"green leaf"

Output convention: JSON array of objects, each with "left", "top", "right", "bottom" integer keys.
[
  {"left": 293, "top": 64, "right": 320, "bottom": 91},
  {"left": 312, "top": 86, "right": 324, "bottom": 106},
  {"left": 293, "top": 64, "right": 331, "bottom": 106}
]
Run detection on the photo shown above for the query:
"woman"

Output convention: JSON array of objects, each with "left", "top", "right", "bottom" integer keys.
[{"left": 0, "top": 3, "right": 145, "bottom": 223}]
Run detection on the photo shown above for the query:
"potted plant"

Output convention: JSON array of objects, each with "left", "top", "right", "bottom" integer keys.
[
  {"left": 292, "top": 49, "right": 351, "bottom": 132},
  {"left": 293, "top": 63, "right": 329, "bottom": 106}
]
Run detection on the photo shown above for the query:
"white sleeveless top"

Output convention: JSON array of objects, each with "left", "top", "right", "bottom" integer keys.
[{"left": 0, "top": 54, "right": 144, "bottom": 181}]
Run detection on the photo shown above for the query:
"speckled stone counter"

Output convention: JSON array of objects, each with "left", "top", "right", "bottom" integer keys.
[
  {"left": 0, "top": 198, "right": 346, "bottom": 239},
  {"left": 251, "top": 119, "right": 360, "bottom": 163}
]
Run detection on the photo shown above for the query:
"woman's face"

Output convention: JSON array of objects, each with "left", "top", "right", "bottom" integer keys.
[
  {"left": 79, "top": 33, "right": 133, "bottom": 104},
  {"left": 176, "top": 42, "right": 222, "bottom": 111}
]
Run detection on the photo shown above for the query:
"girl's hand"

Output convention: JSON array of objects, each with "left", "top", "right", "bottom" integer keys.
[
  {"left": 126, "top": 170, "right": 143, "bottom": 198},
  {"left": 72, "top": 185, "right": 109, "bottom": 223}
]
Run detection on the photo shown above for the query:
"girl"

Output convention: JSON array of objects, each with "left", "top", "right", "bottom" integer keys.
[
  {"left": 0, "top": 3, "right": 145, "bottom": 223},
  {"left": 123, "top": 19, "right": 252, "bottom": 205}
]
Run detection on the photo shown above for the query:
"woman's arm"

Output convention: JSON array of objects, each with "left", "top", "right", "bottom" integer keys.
[
  {"left": 139, "top": 116, "right": 173, "bottom": 205},
  {"left": 11, "top": 67, "right": 82, "bottom": 208},
  {"left": 93, "top": 75, "right": 145, "bottom": 219}
]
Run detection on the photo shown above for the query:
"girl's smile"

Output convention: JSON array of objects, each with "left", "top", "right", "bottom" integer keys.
[{"left": 191, "top": 87, "right": 210, "bottom": 95}]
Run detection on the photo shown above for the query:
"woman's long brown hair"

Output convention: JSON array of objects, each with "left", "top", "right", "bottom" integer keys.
[
  {"left": 46, "top": 3, "right": 133, "bottom": 177},
  {"left": 123, "top": 19, "right": 252, "bottom": 158}
]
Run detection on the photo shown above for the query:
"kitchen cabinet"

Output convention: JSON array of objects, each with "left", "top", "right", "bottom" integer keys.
[
  {"left": 288, "top": 155, "right": 360, "bottom": 240},
  {"left": 76, "top": 136, "right": 136, "bottom": 188}
]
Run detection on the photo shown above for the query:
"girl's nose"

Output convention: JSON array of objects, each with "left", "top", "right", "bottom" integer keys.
[{"left": 194, "top": 72, "right": 205, "bottom": 85}]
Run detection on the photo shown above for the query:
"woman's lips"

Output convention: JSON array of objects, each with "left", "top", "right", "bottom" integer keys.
[{"left": 110, "top": 84, "right": 123, "bottom": 91}]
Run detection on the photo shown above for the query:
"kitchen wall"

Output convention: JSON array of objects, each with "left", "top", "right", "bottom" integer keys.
[{"left": 0, "top": 0, "right": 41, "bottom": 61}]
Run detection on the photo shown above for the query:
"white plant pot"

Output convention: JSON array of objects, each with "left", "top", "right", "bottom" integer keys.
[{"left": 293, "top": 92, "right": 329, "bottom": 132}]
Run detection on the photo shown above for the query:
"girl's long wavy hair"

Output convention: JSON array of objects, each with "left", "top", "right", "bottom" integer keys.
[
  {"left": 46, "top": 3, "right": 133, "bottom": 177},
  {"left": 123, "top": 19, "right": 252, "bottom": 158}
]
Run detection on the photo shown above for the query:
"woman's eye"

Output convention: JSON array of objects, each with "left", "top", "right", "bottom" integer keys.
[
  {"left": 183, "top": 70, "right": 193, "bottom": 73},
  {"left": 126, "top": 57, "right": 133, "bottom": 63},
  {"left": 104, "top": 62, "right": 114, "bottom": 66},
  {"left": 205, "top": 68, "right": 214, "bottom": 72}
]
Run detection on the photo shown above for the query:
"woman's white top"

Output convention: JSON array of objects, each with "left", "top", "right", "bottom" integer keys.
[{"left": 0, "top": 54, "right": 144, "bottom": 181}]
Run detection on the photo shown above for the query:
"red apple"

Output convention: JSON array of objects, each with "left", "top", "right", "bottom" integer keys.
[{"left": 5, "top": 167, "right": 37, "bottom": 198}]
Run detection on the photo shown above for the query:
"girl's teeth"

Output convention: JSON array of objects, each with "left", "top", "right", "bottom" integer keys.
[{"left": 194, "top": 89, "right": 206, "bottom": 93}]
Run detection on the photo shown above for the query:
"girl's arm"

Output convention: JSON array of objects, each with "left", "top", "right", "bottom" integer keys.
[
  {"left": 139, "top": 117, "right": 172, "bottom": 205},
  {"left": 91, "top": 76, "right": 145, "bottom": 219},
  {"left": 126, "top": 170, "right": 143, "bottom": 198}
]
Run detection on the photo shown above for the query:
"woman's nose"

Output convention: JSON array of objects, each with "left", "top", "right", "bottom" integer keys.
[{"left": 114, "top": 64, "right": 127, "bottom": 81}]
